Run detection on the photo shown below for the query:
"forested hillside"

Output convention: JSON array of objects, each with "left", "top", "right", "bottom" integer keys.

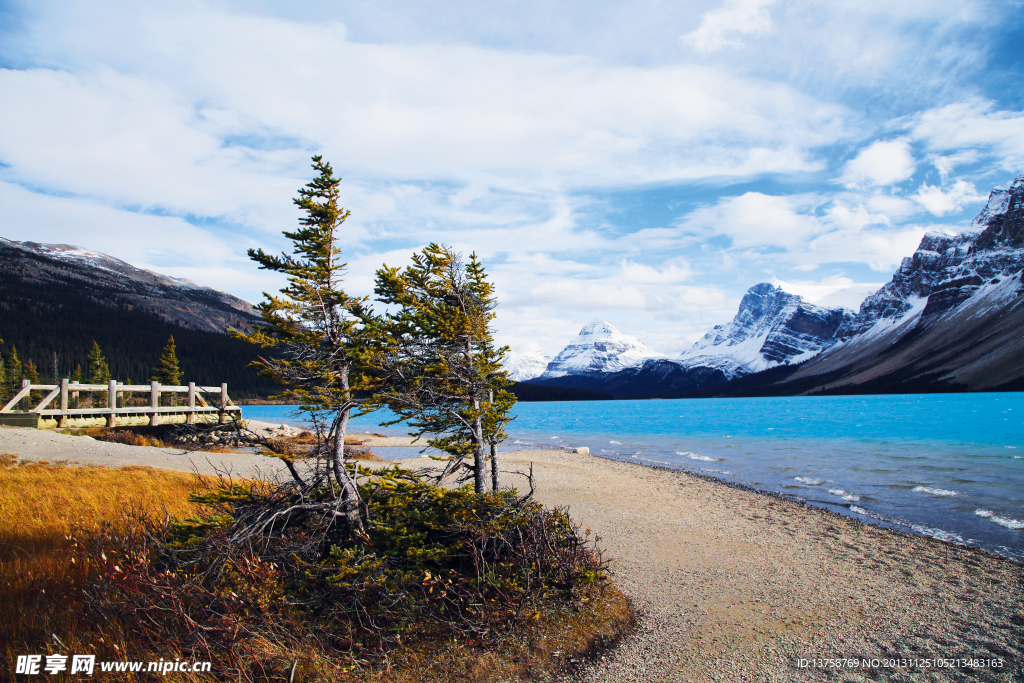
[{"left": 0, "top": 272, "right": 277, "bottom": 398}]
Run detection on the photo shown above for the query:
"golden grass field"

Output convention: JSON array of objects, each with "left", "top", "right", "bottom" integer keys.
[
  {"left": 0, "top": 453, "right": 631, "bottom": 682},
  {"left": 0, "top": 454, "right": 209, "bottom": 681}
]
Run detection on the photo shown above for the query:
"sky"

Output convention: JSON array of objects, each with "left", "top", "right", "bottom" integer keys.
[{"left": 2, "top": 0, "right": 1024, "bottom": 358}]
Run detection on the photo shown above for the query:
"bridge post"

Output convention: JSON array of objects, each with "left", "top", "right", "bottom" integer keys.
[
  {"left": 219, "top": 383, "right": 228, "bottom": 424},
  {"left": 149, "top": 381, "right": 160, "bottom": 426},
  {"left": 20, "top": 379, "right": 30, "bottom": 411},
  {"left": 106, "top": 380, "right": 117, "bottom": 428},
  {"left": 187, "top": 382, "right": 196, "bottom": 425},
  {"left": 58, "top": 379, "right": 69, "bottom": 428}
]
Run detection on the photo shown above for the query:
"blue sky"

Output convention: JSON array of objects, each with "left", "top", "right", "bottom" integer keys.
[{"left": 2, "top": 0, "right": 1024, "bottom": 356}]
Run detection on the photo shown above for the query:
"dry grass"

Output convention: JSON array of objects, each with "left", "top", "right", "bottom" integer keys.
[
  {"left": 346, "top": 448, "right": 386, "bottom": 462},
  {"left": 0, "top": 456, "right": 213, "bottom": 682},
  {"left": 0, "top": 456, "right": 633, "bottom": 682}
]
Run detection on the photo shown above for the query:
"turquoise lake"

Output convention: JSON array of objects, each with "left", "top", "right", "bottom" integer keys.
[{"left": 243, "top": 392, "right": 1024, "bottom": 562}]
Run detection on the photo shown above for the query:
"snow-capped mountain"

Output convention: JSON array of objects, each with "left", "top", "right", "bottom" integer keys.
[
  {"left": 774, "top": 173, "right": 1024, "bottom": 393},
  {"left": 538, "top": 322, "right": 663, "bottom": 378},
  {"left": 528, "top": 288, "right": 852, "bottom": 396},
  {"left": 0, "top": 237, "right": 259, "bottom": 334},
  {"left": 502, "top": 350, "right": 551, "bottom": 381},
  {"left": 679, "top": 283, "right": 854, "bottom": 379}
]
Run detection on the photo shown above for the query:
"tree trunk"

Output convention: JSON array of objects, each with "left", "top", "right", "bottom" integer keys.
[
  {"left": 331, "top": 369, "right": 364, "bottom": 535},
  {"left": 490, "top": 441, "right": 499, "bottom": 491},
  {"left": 331, "top": 406, "right": 365, "bottom": 534},
  {"left": 472, "top": 406, "right": 486, "bottom": 494}
]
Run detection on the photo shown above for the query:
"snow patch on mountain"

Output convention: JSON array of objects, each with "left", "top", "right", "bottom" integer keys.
[
  {"left": 836, "top": 173, "right": 1024, "bottom": 340},
  {"left": 540, "top": 322, "right": 664, "bottom": 378},
  {"left": 677, "top": 283, "right": 854, "bottom": 379},
  {"left": 503, "top": 350, "right": 551, "bottom": 381},
  {"left": 4, "top": 238, "right": 213, "bottom": 292}
]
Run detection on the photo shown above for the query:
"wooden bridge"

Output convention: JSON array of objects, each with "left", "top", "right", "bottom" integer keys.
[{"left": 0, "top": 379, "right": 241, "bottom": 429}]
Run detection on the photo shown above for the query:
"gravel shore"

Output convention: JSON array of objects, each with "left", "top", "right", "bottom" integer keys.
[
  {"left": 2, "top": 427, "right": 1020, "bottom": 682},
  {"left": 475, "top": 449, "right": 1024, "bottom": 683}
]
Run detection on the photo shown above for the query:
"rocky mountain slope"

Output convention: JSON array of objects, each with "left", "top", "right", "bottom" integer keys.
[
  {"left": 528, "top": 174, "right": 1024, "bottom": 397},
  {"left": 763, "top": 174, "right": 1024, "bottom": 394},
  {"left": 0, "top": 237, "right": 275, "bottom": 396},
  {"left": 528, "top": 286, "right": 853, "bottom": 397},
  {"left": 0, "top": 238, "right": 259, "bottom": 334},
  {"left": 678, "top": 283, "right": 854, "bottom": 379}
]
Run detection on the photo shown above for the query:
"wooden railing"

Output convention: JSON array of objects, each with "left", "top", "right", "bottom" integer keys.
[{"left": 0, "top": 379, "right": 240, "bottom": 429}]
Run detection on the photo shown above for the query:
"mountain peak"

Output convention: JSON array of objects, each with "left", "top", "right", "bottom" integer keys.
[
  {"left": 539, "top": 321, "right": 663, "bottom": 378},
  {"left": 680, "top": 282, "right": 852, "bottom": 378},
  {"left": 0, "top": 236, "right": 259, "bottom": 335},
  {"left": 503, "top": 350, "right": 551, "bottom": 382}
]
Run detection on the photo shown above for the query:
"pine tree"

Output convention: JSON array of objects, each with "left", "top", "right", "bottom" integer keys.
[
  {"left": 87, "top": 341, "right": 110, "bottom": 384},
  {"left": 5, "top": 347, "right": 22, "bottom": 402},
  {"left": 367, "top": 245, "right": 515, "bottom": 493},
  {"left": 23, "top": 358, "right": 41, "bottom": 405},
  {"left": 234, "top": 155, "right": 371, "bottom": 534},
  {"left": 72, "top": 365, "right": 82, "bottom": 383},
  {"left": 151, "top": 336, "right": 182, "bottom": 406},
  {"left": 87, "top": 341, "right": 110, "bottom": 407},
  {"left": 0, "top": 352, "right": 5, "bottom": 402},
  {"left": 151, "top": 336, "right": 182, "bottom": 385}
]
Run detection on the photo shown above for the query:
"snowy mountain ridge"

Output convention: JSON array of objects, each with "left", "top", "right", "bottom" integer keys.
[
  {"left": 4, "top": 238, "right": 222, "bottom": 293},
  {"left": 777, "top": 172, "right": 1024, "bottom": 392},
  {"left": 522, "top": 173, "right": 1024, "bottom": 396},
  {"left": 679, "top": 283, "right": 854, "bottom": 379},
  {"left": 538, "top": 321, "right": 664, "bottom": 378},
  {"left": 502, "top": 350, "right": 551, "bottom": 381},
  {"left": 0, "top": 237, "right": 259, "bottom": 334}
]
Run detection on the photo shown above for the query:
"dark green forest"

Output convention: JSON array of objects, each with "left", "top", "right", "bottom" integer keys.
[
  {"left": 509, "top": 382, "right": 613, "bottom": 401},
  {"left": 0, "top": 273, "right": 277, "bottom": 398}
]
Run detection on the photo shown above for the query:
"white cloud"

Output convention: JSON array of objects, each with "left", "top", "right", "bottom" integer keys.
[
  {"left": 681, "top": 192, "right": 819, "bottom": 248},
  {"left": 0, "top": 1, "right": 1017, "bottom": 364},
  {"left": 910, "top": 99, "right": 1024, "bottom": 172},
  {"left": 620, "top": 258, "right": 693, "bottom": 284},
  {"left": 520, "top": 280, "right": 649, "bottom": 311},
  {"left": 0, "top": 8, "right": 847, "bottom": 203},
  {"left": 772, "top": 275, "right": 883, "bottom": 310},
  {"left": 683, "top": 0, "right": 776, "bottom": 54},
  {"left": 911, "top": 179, "right": 985, "bottom": 216},
  {"left": 841, "top": 139, "right": 916, "bottom": 187},
  {"left": 804, "top": 224, "right": 926, "bottom": 272},
  {"left": 0, "top": 180, "right": 235, "bottom": 269}
]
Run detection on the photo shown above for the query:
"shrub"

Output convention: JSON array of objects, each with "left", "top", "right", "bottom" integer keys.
[{"left": 79, "top": 468, "right": 611, "bottom": 678}]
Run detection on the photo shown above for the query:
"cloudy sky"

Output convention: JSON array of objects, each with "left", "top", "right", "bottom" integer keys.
[{"left": 2, "top": 0, "right": 1023, "bottom": 357}]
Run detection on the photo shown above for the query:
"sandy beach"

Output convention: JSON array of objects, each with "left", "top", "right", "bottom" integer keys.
[{"left": 2, "top": 425, "right": 1021, "bottom": 682}]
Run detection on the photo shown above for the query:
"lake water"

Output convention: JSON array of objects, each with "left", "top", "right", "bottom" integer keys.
[{"left": 242, "top": 393, "right": 1024, "bottom": 562}]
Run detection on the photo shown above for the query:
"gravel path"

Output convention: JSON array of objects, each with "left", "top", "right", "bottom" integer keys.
[
  {"left": 3, "top": 427, "right": 1020, "bottom": 681},
  {"left": 0, "top": 425, "right": 288, "bottom": 478}
]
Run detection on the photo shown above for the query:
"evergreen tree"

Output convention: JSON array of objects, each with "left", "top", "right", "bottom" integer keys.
[
  {"left": 366, "top": 245, "right": 515, "bottom": 493},
  {"left": 87, "top": 341, "right": 110, "bottom": 407},
  {"left": 5, "top": 347, "right": 22, "bottom": 401},
  {"left": 234, "top": 155, "right": 371, "bottom": 533},
  {"left": 72, "top": 365, "right": 82, "bottom": 383},
  {"left": 23, "top": 358, "right": 41, "bottom": 405},
  {"left": 151, "top": 336, "right": 182, "bottom": 385},
  {"left": 0, "top": 352, "right": 5, "bottom": 401},
  {"left": 87, "top": 341, "right": 110, "bottom": 384},
  {"left": 152, "top": 336, "right": 182, "bottom": 406}
]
